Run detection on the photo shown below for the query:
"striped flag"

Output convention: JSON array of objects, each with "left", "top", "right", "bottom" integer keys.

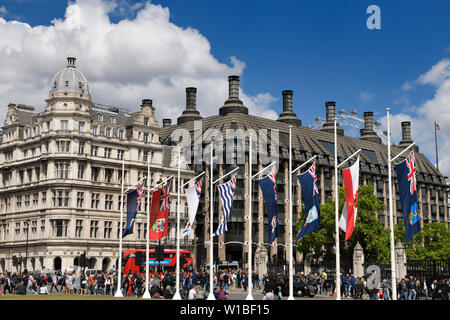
[{"left": 213, "top": 174, "right": 237, "bottom": 236}]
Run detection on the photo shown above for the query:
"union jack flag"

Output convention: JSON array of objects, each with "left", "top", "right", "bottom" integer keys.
[
  {"left": 267, "top": 169, "right": 277, "bottom": 200},
  {"left": 405, "top": 152, "right": 416, "bottom": 195},
  {"left": 307, "top": 163, "right": 319, "bottom": 197},
  {"left": 160, "top": 183, "right": 171, "bottom": 212},
  {"left": 195, "top": 180, "right": 202, "bottom": 200},
  {"left": 136, "top": 184, "right": 144, "bottom": 211}
]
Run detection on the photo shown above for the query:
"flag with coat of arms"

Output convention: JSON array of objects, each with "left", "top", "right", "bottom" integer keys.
[{"left": 149, "top": 182, "right": 171, "bottom": 241}]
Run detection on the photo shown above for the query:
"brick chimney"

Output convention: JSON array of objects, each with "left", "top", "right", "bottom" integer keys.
[
  {"left": 320, "top": 101, "right": 343, "bottom": 135},
  {"left": 360, "top": 111, "right": 381, "bottom": 143},
  {"left": 277, "top": 90, "right": 302, "bottom": 126},
  {"left": 177, "top": 87, "right": 203, "bottom": 125},
  {"left": 219, "top": 75, "right": 248, "bottom": 116}
]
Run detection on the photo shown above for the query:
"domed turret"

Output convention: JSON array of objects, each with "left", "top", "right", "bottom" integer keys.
[{"left": 49, "top": 57, "right": 90, "bottom": 99}]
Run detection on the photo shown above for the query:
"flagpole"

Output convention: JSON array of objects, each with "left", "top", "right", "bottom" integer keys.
[
  {"left": 207, "top": 139, "right": 215, "bottom": 300},
  {"left": 386, "top": 108, "right": 398, "bottom": 300},
  {"left": 246, "top": 134, "right": 254, "bottom": 300},
  {"left": 114, "top": 156, "right": 125, "bottom": 297},
  {"left": 288, "top": 126, "right": 294, "bottom": 300},
  {"left": 334, "top": 118, "right": 341, "bottom": 300},
  {"left": 434, "top": 122, "right": 439, "bottom": 171},
  {"left": 173, "top": 147, "right": 182, "bottom": 300},
  {"left": 143, "top": 157, "right": 151, "bottom": 299}
]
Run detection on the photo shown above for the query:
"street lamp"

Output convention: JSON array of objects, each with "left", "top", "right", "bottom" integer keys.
[{"left": 25, "top": 218, "right": 31, "bottom": 272}]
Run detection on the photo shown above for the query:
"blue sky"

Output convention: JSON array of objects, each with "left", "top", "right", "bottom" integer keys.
[
  {"left": 2, "top": 0, "right": 449, "bottom": 123},
  {"left": 1, "top": 0, "right": 449, "bottom": 174}
]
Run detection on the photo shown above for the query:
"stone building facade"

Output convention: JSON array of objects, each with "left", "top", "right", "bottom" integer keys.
[
  {"left": 159, "top": 75, "right": 449, "bottom": 270},
  {"left": 0, "top": 57, "right": 195, "bottom": 273}
]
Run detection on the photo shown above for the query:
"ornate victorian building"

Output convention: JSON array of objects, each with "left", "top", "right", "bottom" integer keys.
[{"left": 0, "top": 57, "right": 195, "bottom": 273}]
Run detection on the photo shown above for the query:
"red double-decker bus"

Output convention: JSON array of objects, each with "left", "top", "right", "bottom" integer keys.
[{"left": 122, "top": 249, "right": 193, "bottom": 276}]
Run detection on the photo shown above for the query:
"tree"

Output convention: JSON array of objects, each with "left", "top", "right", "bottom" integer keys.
[
  {"left": 296, "top": 184, "right": 389, "bottom": 264},
  {"left": 394, "top": 222, "right": 450, "bottom": 260}
]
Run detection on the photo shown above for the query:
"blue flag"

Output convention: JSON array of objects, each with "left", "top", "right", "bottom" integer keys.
[
  {"left": 395, "top": 151, "right": 420, "bottom": 242},
  {"left": 122, "top": 184, "right": 144, "bottom": 238},
  {"left": 296, "top": 163, "right": 321, "bottom": 239},
  {"left": 257, "top": 169, "right": 279, "bottom": 243}
]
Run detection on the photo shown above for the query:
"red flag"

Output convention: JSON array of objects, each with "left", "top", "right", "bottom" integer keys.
[
  {"left": 339, "top": 157, "right": 360, "bottom": 241},
  {"left": 149, "top": 183, "right": 171, "bottom": 241},
  {"left": 435, "top": 123, "right": 440, "bottom": 131}
]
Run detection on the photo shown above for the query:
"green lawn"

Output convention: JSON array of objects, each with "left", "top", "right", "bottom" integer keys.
[{"left": 0, "top": 294, "right": 164, "bottom": 300}]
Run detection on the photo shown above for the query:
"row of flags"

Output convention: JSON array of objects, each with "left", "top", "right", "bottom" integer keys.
[{"left": 122, "top": 150, "right": 421, "bottom": 243}]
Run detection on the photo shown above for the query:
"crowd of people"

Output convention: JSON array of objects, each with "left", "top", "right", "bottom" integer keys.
[{"left": 0, "top": 268, "right": 449, "bottom": 300}]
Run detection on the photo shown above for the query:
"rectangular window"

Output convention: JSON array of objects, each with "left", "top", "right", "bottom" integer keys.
[
  {"left": 144, "top": 117, "right": 149, "bottom": 126},
  {"left": 78, "top": 141, "right": 85, "bottom": 154},
  {"left": 104, "top": 168, "right": 113, "bottom": 183},
  {"left": 41, "top": 191, "right": 47, "bottom": 205},
  {"left": 32, "top": 193, "right": 38, "bottom": 207},
  {"left": 15, "top": 222, "right": 20, "bottom": 237},
  {"left": 117, "top": 222, "right": 125, "bottom": 239},
  {"left": 78, "top": 121, "right": 85, "bottom": 132},
  {"left": 90, "top": 220, "right": 99, "bottom": 238},
  {"left": 119, "top": 130, "right": 124, "bottom": 139},
  {"left": 104, "top": 221, "right": 112, "bottom": 239},
  {"left": 104, "top": 194, "right": 113, "bottom": 210},
  {"left": 91, "top": 146, "right": 98, "bottom": 156},
  {"left": 143, "top": 151, "right": 149, "bottom": 162},
  {"left": 91, "top": 167, "right": 100, "bottom": 181},
  {"left": 57, "top": 140, "right": 70, "bottom": 152},
  {"left": 117, "top": 150, "right": 124, "bottom": 160},
  {"left": 78, "top": 164, "right": 85, "bottom": 179},
  {"left": 144, "top": 133, "right": 149, "bottom": 142},
  {"left": 16, "top": 196, "right": 22, "bottom": 210},
  {"left": 92, "top": 125, "right": 98, "bottom": 135},
  {"left": 23, "top": 150, "right": 28, "bottom": 159},
  {"left": 60, "top": 120, "right": 68, "bottom": 131},
  {"left": 51, "top": 219, "right": 68, "bottom": 237},
  {"left": 24, "top": 195, "right": 30, "bottom": 208},
  {"left": 77, "top": 192, "right": 84, "bottom": 208},
  {"left": 137, "top": 222, "right": 142, "bottom": 239},
  {"left": 41, "top": 220, "right": 45, "bottom": 237},
  {"left": 52, "top": 189, "right": 69, "bottom": 207},
  {"left": 55, "top": 162, "right": 69, "bottom": 179},
  {"left": 91, "top": 193, "right": 100, "bottom": 209},
  {"left": 111, "top": 115, "right": 117, "bottom": 124},
  {"left": 75, "top": 219, "right": 83, "bottom": 238},
  {"left": 31, "top": 220, "right": 37, "bottom": 239},
  {"left": 106, "top": 127, "right": 111, "bottom": 137},
  {"left": 104, "top": 148, "right": 112, "bottom": 158}
]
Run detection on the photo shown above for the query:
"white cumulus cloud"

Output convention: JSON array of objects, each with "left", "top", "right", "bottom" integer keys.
[
  {"left": 0, "top": 0, "right": 277, "bottom": 126},
  {"left": 378, "top": 58, "right": 450, "bottom": 179}
]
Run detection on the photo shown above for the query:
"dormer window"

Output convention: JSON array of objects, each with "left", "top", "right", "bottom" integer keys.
[
  {"left": 98, "top": 113, "right": 103, "bottom": 122},
  {"left": 144, "top": 117, "right": 149, "bottom": 126},
  {"left": 111, "top": 115, "right": 117, "bottom": 124}
]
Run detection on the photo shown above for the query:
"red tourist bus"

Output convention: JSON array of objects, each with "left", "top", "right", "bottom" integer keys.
[{"left": 122, "top": 249, "right": 194, "bottom": 276}]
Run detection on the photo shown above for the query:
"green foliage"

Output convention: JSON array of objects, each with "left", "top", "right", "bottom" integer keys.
[
  {"left": 394, "top": 222, "right": 450, "bottom": 259},
  {"left": 296, "top": 183, "right": 450, "bottom": 263},
  {"left": 296, "top": 184, "right": 388, "bottom": 263}
]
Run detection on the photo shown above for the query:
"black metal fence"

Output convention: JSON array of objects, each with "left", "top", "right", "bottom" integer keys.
[{"left": 406, "top": 259, "right": 450, "bottom": 284}]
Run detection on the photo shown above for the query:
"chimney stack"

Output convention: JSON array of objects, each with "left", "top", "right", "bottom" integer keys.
[
  {"left": 277, "top": 90, "right": 302, "bottom": 126},
  {"left": 219, "top": 75, "right": 248, "bottom": 116},
  {"left": 177, "top": 87, "right": 203, "bottom": 125},
  {"left": 141, "top": 99, "right": 153, "bottom": 107},
  {"left": 399, "top": 121, "right": 413, "bottom": 147},
  {"left": 360, "top": 111, "right": 381, "bottom": 143},
  {"left": 186, "top": 87, "right": 197, "bottom": 110},
  {"left": 162, "top": 119, "right": 172, "bottom": 128},
  {"left": 320, "top": 101, "right": 343, "bottom": 135}
]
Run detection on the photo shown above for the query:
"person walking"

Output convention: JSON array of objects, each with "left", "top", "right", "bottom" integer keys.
[
  {"left": 382, "top": 278, "right": 391, "bottom": 300},
  {"left": 407, "top": 276, "right": 417, "bottom": 300}
]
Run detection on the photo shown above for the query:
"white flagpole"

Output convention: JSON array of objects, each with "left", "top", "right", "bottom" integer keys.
[
  {"left": 114, "top": 156, "right": 125, "bottom": 297},
  {"left": 207, "top": 140, "right": 215, "bottom": 300},
  {"left": 387, "top": 108, "right": 397, "bottom": 300},
  {"left": 288, "top": 126, "right": 294, "bottom": 300},
  {"left": 143, "top": 157, "right": 151, "bottom": 299},
  {"left": 246, "top": 135, "right": 254, "bottom": 300},
  {"left": 334, "top": 118, "right": 341, "bottom": 300},
  {"left": 173, "top": 147, "right": 182, "bottom": 300}
]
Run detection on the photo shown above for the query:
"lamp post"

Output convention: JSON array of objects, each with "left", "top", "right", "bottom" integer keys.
[{"left": 25, "top": 218, "right": 31, "bottom": 271}]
